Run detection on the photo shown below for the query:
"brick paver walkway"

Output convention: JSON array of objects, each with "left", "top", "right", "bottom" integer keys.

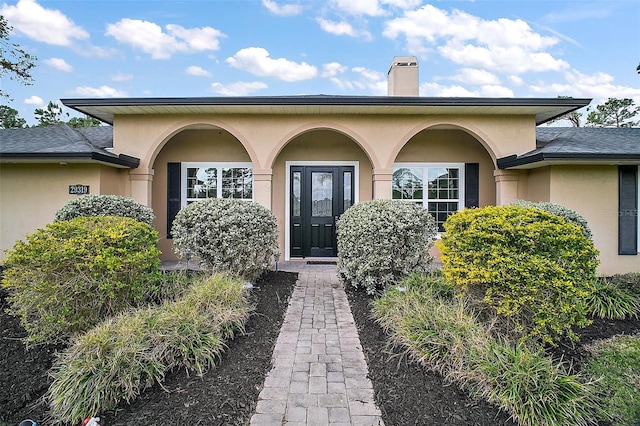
[{"left": 249, "top": 262, "right": 384, "bottom": 426}]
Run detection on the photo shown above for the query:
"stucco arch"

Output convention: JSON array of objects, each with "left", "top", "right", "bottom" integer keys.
[
  {"left": 145, "top": 118, "right": 259, "bottom": 169},
  {"left": 386, "top": 119, "right": 499, "bottom": 169},
  {"left": 265, "top": 121, "right": 380, "bottom": 170}
]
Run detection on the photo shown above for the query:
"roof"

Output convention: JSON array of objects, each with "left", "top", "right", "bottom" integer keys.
[
  {"left": 0, "top": 125, "right": 139, "bottom": 168},
  {"left": 498, "top": 127, "right": 640, "bottom": 169},
  {"left": 60, "top": 95, "right": 591, "bottom": 126}
]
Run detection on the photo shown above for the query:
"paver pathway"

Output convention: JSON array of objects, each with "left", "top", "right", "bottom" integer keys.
[{"left": 249, "top": 262, "right": 384, "bottom": 426}]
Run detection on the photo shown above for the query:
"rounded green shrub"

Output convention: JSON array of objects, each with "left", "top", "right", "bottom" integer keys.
[
  {"left": 1, "top": 216, "right": 161, "bottom": 343},
  {"left": 514, "top": 200, "right": 592, "bottom": 240},
  {"left": 337, "top": 199, "right": 437, "bottom": 294},
  {"left": 439, "top": 205, "right": 599, "bottom": 347},
  {"left": 171, "top": 199, "right": 278, "bottom": 281},
  {"left": 54, "top": 194, "right": 155, "bottom": 225}
]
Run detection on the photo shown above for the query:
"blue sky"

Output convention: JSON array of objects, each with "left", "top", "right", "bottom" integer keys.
[{"left": 2, "top": 0, "right": 639, "bottom": 125}]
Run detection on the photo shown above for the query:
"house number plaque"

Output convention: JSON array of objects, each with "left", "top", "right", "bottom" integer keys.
[{"left": 69, "top": 184, "right": 90, "bottom": 195}]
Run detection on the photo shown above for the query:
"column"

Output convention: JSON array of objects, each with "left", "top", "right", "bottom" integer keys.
[
  {"left": 129, "top": 168, "right": 154, "bottom": 207},
  {"left": 253, "top": 169, "right": 273, "bottom": 210},
  {"left": 372, "top": 168, "right": 393, "bottom": 200},
  {"left": 494, "top": 169, "right": 520, "bottom": 206}
]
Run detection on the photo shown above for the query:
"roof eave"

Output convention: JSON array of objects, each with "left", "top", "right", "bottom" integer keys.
[
  {"left": 498, "top": 153, "right": 640, "bottom": 169},
  {"left": 0, "top": 152, "right": 140, "bottom": 168}
]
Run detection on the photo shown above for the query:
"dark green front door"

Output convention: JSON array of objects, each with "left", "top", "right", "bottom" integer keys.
[{"left": 290, "top": 166, "right": 354, "bottom": 257}]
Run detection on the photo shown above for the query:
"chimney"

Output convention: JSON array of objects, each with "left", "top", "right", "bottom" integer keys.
[{"left": 387, "top": 56, "right": 419, "bottom": 96}]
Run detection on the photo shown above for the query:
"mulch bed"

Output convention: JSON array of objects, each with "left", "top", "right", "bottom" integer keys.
[
  {"left": 3, "top": 270, "right": 640, "bottom": 426},
  {"left": 0, "top": 271, "right": 298, "bottom": 426}
]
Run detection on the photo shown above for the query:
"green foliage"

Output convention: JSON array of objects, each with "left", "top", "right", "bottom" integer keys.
[
  {"left": 34, "top": 101, "right": 68, "bottom": 126},
  {"left": 606, "top": 272, "right": 640, "bottom": 298},
  {"left": 54, "top": 194, "right": 155, "bottom": 225},
  {"left": 514, "top": 200, "right": 592, "bottom": 240},
  {"left": 372, "top": 274, "right": 599, "bottom": 426},
  {"left": 439, "top": 205, "right": 599, "bottom": 347},
  {"left": 0, "top": 16, "right": 36, "bottom": 99},
  {"left": 586, "top": 278, "right": 639, "bottom": 320},
  {"left": 0, "top": 105, "right": 26, "bottom": 128},
  {"left": 66, "top": 115, "right": 102, "bottom": 128},
  {"left": 1, "top": 216, "right": 161, "bottom": 343},
  {"left": 171, "top": 199, "right": 278, "bottom": 282},
  {"left": 47, "top": 274, "right": 250, "bottom": 425},
  {"left": 337, "top": 199, "right": 437, "bottom": 295},
  {"left": 586, "top": 98, "right": 639, "bottom": 128},
  {"left": 583, "top": 334, "right": 640, "bottom": 426}
]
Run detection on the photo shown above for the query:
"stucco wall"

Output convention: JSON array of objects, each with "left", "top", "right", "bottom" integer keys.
[
  {"left": 549, "top": 165, "right": 639, "bottom": 275},
  {"left": 0, "top": 163, "right": 112, "bottom": 260},
  {"left": 525, "top": 167, "right": 551, "bottom": 202}
]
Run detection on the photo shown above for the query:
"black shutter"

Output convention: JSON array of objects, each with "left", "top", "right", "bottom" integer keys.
[
  {"left": 465, "top": 163, "right": 480, "bottom": 208},
  {"left": 619, "top": 165, "right": 638, "bottom": 255},
  {"left": 167, "top": 162, "right": 181, "bottom": 239}
]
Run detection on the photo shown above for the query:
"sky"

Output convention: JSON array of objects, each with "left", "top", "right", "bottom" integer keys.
[{"left": 1, "top": 0, "right": 639, "bottom": 125}]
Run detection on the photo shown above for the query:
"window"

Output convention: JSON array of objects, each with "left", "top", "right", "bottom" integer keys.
[
  {"left": 182, "top": 162, "right": 253, "bottom": 206},
  {"left": 393, "top": 163, "right": 464, "bottom": 232}
]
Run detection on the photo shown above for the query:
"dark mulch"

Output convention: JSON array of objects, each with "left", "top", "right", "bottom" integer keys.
[
  {"left": 346, "top": 285, "right": 640, "bottom": 426},
  {"left": 0, "top": 271, "right": 297, "bottom": 426},
  {"left": 3, "top": 269, "right": 640, "bottom": 426}
]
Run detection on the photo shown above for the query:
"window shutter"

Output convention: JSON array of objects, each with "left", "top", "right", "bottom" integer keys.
[
  {"left": 465, "top": 163, "right": 480, "bottom": 208},
  {"left": 167, "top": 162, "right": 181, "bottom": 239},
  {"left": 619, "top": 165, "right": 638, "bottom": 255}
]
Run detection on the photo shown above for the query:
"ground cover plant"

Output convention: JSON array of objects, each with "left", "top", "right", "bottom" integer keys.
[
  {"left": 47, "top": 273, "right": 251, "bottom": 424},
  {"left": 54, "top": 194, "right": 155, "bottom": 225},
  {"left": 1, "top": 216, "right": 161, "bottom": 344},
  {"left": 337, "top": 199, "right": 437, "bottom": 294},
  {"left": 171, "top": 199, "right": 278, "bottom": 282}
]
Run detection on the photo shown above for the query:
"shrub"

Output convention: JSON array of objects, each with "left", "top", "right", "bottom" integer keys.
[
  {"left": 337, "top": 199, "right": 437, "bottom": 294},
  {"left": 373, "top": 274, "right": 600, "bottom": 426},
  {"left": 586, "top": 278, "right": 639, "bottom": 320},
  {"left": 171, "top": 199, "right": 278, "bottom": 282},
  {"left": 54, "top": 194, "right": 155, "bottom": 225},
  {"left": 607, "top": 272, "right": 640, "bottom": 298},
  {"left": 439, "top": 205, "right": 599, "bottom": 347},
  {"left": 514, "top": 200, "right": 592, "bottom": 240},
  {"left": 583, "top": 334, "right": 640, "bottom": 426},
  {"left": 1, "top": 216, "right": 161, "bottom": 343},
  {"left": 48, "top": 274, "right": 250, "bottom": 425}
]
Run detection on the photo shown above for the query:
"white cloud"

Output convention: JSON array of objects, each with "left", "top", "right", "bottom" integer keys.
[
  {"left": 211, "top": 81, "right": 268, "bottom": 96},
  {"left": 70, "top": 85, "right": 128, "bottom": 97},
  {"left": 383, "top": 4, "right": 569, "bottom": 75},
  {"left": 449, "top": 68, "right": 500, "bottom": 85},
  {"left": 529, "top": 69, "right": 640, "bottom": 103},
  {"left": 316, "top": 18, "right": 372, "bottom": 40},
  {"left": 111, "top": 73, "right": 133, "bottom": 82},
  {"left": 381, "top": 0, "right": 422, "bottom": 9},
  {"left": 262, "top": 0, "right": 302, "bottom": 16},
  {"left": 421, "top": 82, "right": 478, "bottom": 97},
  {"left": 24, "top": 95, "right": 43, "bottom": 106},
  {"left": 0, "top": 0, "right": 88, "bottom": 46},
  {"left": 322, "top": 62, "right": 347, "bottom": 78},
  {"left": 508, "top": 75, "right": 524, "bottom": 86},
  {"left": 226, "top": 47, "right": 317, "bottom": 82},
  {"left": 479, "top": 84, "right": 514, "bottom": 97},
  {"left": 44, "top": 57, "right": 73, "bottom": 72},
  {"left": 332, "top": 0, "right": 385, "bottom": 16},
  {"left": 105, "top": 19, "right": 225, "bottom": 59},
  {"left": 186, "top": 66, "right": 212, "bottom": 77}
]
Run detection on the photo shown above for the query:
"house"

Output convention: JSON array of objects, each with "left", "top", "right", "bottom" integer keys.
[{"left": 1, "top": 57, "right": 638, "bottom": 275}]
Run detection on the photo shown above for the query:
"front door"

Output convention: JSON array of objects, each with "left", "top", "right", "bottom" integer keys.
[{"left": 290, "top": 166, "right": 354, "bottom": 257}]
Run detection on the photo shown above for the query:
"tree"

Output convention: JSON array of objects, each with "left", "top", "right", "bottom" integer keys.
[
  {"left": 586, "top": 98, "right": 639, "bottom": 128},
  {"left": 67, "top": 115, "right": 102, "bottom": 128},
  {"left": 34, "top": 101, "right": 68, "bottom": 126},
  {"left": 0, "top": 16, "right": 37, "bottom": 99},
  {"left": 545, "top": 96, "right": 583, "bottom": 127},
  {"left": 0, "top": 104, "right": 26, "bottom": 128}
]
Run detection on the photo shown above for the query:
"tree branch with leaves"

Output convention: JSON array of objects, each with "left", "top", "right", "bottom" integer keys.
[{"left": 0, "top": 15, "right": 36, "bottom": 99}]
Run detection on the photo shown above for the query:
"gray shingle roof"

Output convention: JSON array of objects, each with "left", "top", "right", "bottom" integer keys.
[
  {"left": 0, "top": 125, "right": 138, "bottom": 168},
  {"left": 498, "top": 127, "right": 640, "bottom": 168}
]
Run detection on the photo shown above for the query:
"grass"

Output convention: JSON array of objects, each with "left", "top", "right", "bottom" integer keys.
[
  {"left": 47, "top": 273, "right": 251, "bottom": 424},
  {"left": 583, "top": 334, "right": 640, "bottom": 426},
  {"left": 586, "top": 277, "right": 639, "bottom": 320},
  {"left": 372, "top": 273, "right": 605, "bottom": 426}
]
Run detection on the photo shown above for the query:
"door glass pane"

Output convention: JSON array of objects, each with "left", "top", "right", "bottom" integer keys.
[
  {"left": 343, "top": 171, "right": 352, "bottom": 211},
  {"left": 292, "top": 171, "right": 301, "bottom": 217},
  {"left": 312, "top": 172, "right": 333, "bottom": 217}
]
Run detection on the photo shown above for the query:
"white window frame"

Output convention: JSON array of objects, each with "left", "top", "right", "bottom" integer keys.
[
  {"left": 181, "top": 162, "right": 253, "bottom": 207},
  {"left": 392, "top": 162, "right": 465, "bottom": 232}
]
